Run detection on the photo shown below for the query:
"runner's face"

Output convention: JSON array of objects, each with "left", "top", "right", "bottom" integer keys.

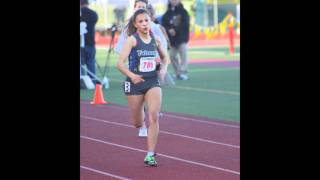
[
  {"left": 134, "top": 13, "right": 150, "bottom": 34},
  {"left": 134, "top": 2, "right": 147, "bottom": 11}
]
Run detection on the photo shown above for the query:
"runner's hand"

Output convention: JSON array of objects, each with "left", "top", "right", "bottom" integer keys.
[{"left": 130, "top": 74, "right": 145, "bottom": 84}]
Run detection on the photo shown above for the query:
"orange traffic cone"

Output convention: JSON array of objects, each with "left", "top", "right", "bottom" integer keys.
[{"left": 90, "top": 83, "right": 108, "bottom": 104}]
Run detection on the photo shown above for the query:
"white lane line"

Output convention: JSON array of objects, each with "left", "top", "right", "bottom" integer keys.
[
  {"left": 171, "top": 85, "right": 240, "bottom": 96},
  {"left": 81, "top": 135, "right": 240, "bottom": 175},
  {"left": 80, "top": 165, "right": 131, "bottom": 180},
  {"left": 81, "top": 115, "right": 239, "bottom": 149},
  {"left": 163, "top": 113, "right": 240, "bottom": 128},
  {"left": 188, "top": 67, "right": 240, "bottom": 73},
  {"left": 80, "top": 101, "right": 240, "bottom": 128}
]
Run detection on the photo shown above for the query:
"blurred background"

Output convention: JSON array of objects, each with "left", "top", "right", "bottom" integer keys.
[{"left": 91, "top": 0, "right": 240, "bottom": 46}]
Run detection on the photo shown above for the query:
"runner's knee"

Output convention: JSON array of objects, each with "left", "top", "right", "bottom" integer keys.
[{"left": 148, "top": 112, "right": 159, "bottom": 124}]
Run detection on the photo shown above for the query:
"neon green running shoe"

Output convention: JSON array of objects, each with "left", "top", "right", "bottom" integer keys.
[{"left": 144, "top": 155, "right": 158, "bottom": 167}]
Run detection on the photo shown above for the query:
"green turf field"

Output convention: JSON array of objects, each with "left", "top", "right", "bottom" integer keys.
[
  {"left": 188, "top": 46, "right": 240, "bottom": 59},
  {"left": 95, "top": 46, "right": 240, "bottom": 66},
  {"left": 81, "top": 46, "right": 240, "bottom": 122}
]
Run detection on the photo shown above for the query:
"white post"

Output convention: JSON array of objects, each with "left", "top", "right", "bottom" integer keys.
[
  {"left": 213, "top": 0, "right": 218, "bottom": 32},
  {"left": 236, "top": 3, "right": 240, "bottom": 23},
  {"left": 102, "top": 0, "right": 109, "bottom": 29},
  {"left": 128, "top": 0, "right": 135, "bottom": 18},
  {"left": 236, "top": 3, "right": 240, "bottom": 35},
  {"left": 204, "top": 2, "right": 208, "bottom": 27}
]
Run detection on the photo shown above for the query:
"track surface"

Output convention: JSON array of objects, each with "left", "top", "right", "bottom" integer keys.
[{"left": 80, "top": 100, "right": 240, "bottom": 180}]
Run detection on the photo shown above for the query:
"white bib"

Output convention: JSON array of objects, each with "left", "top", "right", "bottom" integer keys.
[{"left": 139, "top": 57, "right": 156, "bottom": 72}]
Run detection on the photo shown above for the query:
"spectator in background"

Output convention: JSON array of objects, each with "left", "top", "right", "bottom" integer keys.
[
  {"left": 162, "top": 0, "right": 190, "bottom": 80},
  {"left": 80, "top": 0, "right": 98, "bottom": 84},
  {"left": 80, "top": 8, "right": 87, "bottom": 77},
  {"left": 113, "top": 5, "right": 126, "bottom": 27},
  {"left": 147, "top": 4, "right": 170, "bottom": 48},
  {"left": 147, "top": 4, "right": 175, "bottom": 86},
  {"left": 207, "top": 0, "right": 214, "bottom": 27},
  {"left": 193, "top": 0, "right": 205, "bottom": 29},
  {"left": 80, "top": 18, "right": 87, "bottom": 81}
]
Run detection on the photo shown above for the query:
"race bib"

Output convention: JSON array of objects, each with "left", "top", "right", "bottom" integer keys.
[{"left": 139, "top": 57, "right": 156, "bottom": 72}]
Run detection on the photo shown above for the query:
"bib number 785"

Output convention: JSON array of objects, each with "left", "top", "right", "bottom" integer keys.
[{"left": 139, "top": 57, "right": 156, "bottom": 72}]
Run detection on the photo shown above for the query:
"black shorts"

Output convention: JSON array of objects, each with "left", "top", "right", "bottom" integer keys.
[{"left": 123, "top": 77, "right": 160, "bottom": 95}]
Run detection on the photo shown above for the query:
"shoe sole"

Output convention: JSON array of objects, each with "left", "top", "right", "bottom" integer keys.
[
  {"left": 138, "top": 135, "right": 148, "bottom": 137},
  {"left": 138, "top": 132, "right": 148, "bottom": 137},
  {"left": 144, "top": 163, "right": 158, "bottom": 167}
]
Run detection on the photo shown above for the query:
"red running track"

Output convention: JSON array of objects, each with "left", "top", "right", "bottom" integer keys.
[{"left": 80, "top": 100, "right": 240, "bottom": 180}]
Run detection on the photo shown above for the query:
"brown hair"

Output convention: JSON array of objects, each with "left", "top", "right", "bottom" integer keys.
[{"left": 126, "top": 8, "right": 150, "bottom": 36}]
